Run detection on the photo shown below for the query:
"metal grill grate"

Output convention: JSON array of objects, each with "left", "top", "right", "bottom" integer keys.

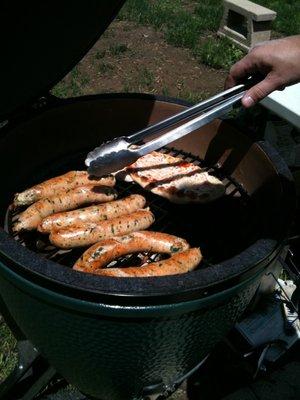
[{"left": 5, "top": 147, "right": 261, "bottom": 270}]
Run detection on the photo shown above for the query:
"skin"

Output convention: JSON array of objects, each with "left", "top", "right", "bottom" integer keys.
[
  {"left": 49, "top": 209, "right": 155, "bottom": 248},
  {"left": 73, "top": 231, "right": 190, "bottom": 272},
  {"left": 13, "top": 171, "right": 115, "bottom": 207},
  {"left": 38, "top": 194, "right": 146, "bottom": 233},
  {"left": 13, "top": 185, "right": 117, "bottom": 232},
  {"left": 225, "top": 35, "right": 300, "bottom": 107},
  {"left": 93, "top": 248, "right": 202, "bottom": 277}
]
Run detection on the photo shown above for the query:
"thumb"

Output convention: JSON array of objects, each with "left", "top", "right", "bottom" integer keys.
[{"left": 242, "top": 75, "right": 282, "bottom": 108}]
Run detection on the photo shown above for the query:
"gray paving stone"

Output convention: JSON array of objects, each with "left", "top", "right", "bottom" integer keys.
[
  {"left": 222, "top": 387, "right": 257, "bottom": 400},
  {"left": 222, "top": 362, "right": 300, "bottom": 400},
  {"left": 40, "top": 385, "right": 85, "bottom": 400},
  {"left": 38, "top": 362, "right": 300, "bottom": 399},
  {"left": 250, "top": 362, "right": 300, "bottom": 400}
]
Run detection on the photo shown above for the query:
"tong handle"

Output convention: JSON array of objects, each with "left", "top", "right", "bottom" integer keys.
[
  {"left": 127, "top": 75, "right": 258, "bottom": 145},
  {"left": 133, "top": 91, "right": 244, "bottom": 157}
]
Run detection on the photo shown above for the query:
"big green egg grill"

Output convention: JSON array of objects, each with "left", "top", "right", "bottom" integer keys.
[{"left": 0, "top": 2, "right": 296, "bottom": 400}]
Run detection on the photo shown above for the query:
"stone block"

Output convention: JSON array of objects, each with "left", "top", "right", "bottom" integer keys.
[{"left": 217, "top": 0, "right": 277, "bottom": 51}]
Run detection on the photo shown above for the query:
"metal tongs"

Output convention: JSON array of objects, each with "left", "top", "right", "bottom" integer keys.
[{"left": 86, "top": 76, "right": 258, "bottom": 177}]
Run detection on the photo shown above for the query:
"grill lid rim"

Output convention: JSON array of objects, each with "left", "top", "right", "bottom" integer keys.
[{"left": 0, "top": 229, "right": 283, "bottom": 305}]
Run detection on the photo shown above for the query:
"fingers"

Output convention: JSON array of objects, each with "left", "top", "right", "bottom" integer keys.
[
  {"left": 242, "top": 74, "right": 284, "bottom": 107},
  {"left": 225, "top": 54, "right": 256, "bottom": 89}
]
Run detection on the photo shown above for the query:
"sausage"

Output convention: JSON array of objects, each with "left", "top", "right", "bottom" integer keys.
[
  {"left": 13, "top": 171, "right": 115, "bottom": 207},
  {"left": 38, "top": 194, "right": 146, "bottom": 233},
  {"left": 73, "top": 231, "right": 190, "bottom": 272},
  {"left": 49, "top": 209, "right": 155, "bottom": 249},
  {"left": 13, "top": 186, "right": 117, "bottom": 232},
  {"left": 93, "top": 248, "right": 202, "bottom": 277}
]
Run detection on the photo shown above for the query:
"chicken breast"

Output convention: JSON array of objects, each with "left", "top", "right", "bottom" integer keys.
[{"left": 128, "top": 151, "right": 225, "bottom": 204}]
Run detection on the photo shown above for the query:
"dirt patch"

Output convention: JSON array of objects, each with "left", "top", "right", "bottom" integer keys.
[{"left": 54, "top": 20, "right": 227, "bottom": 102}]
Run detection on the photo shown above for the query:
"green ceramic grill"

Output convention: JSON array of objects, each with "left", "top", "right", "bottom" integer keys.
[{"left": 0, "top": 2, "right": 295, "bottom": 399}]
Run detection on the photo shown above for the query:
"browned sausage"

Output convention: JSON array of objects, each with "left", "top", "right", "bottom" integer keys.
[
  {"left": 13, "top": 186, "right": 117, "bottom": 232},
  {"left": 73, "top": 231, "right": 190, "bottom": 272},
  {"left": 93, "top": 248, "right": 202, "bottom": 277},
  {"left": 49, "top": 209, "right": 155, "bottom": 249},
  {"left": 13, "top": 171, "right": 115, "bottom": 207},
  {"left": 38, "top": 194, "right": 146, "bottom": 233}
]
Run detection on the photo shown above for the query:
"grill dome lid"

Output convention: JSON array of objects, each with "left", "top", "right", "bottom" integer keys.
[{"left": 0, "top": 1, "right": 125, "bottom": 120}]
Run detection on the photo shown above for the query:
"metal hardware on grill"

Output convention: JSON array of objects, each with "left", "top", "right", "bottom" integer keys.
[
  {"left": 5, "top": 147, "right": 259, "bottom": 271},
  {"left": 86, "top": 76, "right": 261, "bottom": 177}
]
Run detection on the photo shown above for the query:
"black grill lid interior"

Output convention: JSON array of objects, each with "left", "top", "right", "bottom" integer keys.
[{"left": 0, "top": 1, "right": 126, "bottom": 120}]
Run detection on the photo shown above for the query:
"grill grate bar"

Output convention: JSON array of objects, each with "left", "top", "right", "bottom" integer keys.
[{"left": 5, "top": 147, "right": 258, "bottom": 269}]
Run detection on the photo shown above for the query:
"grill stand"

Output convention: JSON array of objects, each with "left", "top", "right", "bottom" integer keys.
[
  {"left": 0, "top": 296, "right": 58, "bottom": 400},
  {"left": 0, "top": 336, "right": 56, "bottom": 400}
]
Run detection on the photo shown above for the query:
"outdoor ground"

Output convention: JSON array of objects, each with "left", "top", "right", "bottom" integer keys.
[{"left": 1, "top": 0, "right": 300, "bottom": 395}]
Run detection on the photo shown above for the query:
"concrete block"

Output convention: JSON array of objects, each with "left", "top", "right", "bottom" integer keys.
[
  {"left": 224, "top": 0, "right": 276, "bottom": 21},
  {"left": 217, "top": 0, "right": 277, "bottom": 51}
]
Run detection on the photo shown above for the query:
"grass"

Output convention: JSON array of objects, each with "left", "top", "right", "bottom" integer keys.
[
  {"left": 0, "top": 318, "right": 17, "bottom": 383},
  {"left": 95, "top": 49, "right": 106, "bottom": 60},
  {"left": 178, "top": 90, "right": 208, "bottom": 104},
  {"left": 98, "top": 62, "right": 114, "bottom": 74},
  {"left": 194, "top": 1, "right": 223, "bottom": 32},
  {"left": 138, "top": 67, "right": 155, "bottom": 88},
  {"left": 109, "top": 43, "right": 128, "bottom": 56},
  {"left": 122, "top": 66, "right": 155, "bottom": 93},
  {"left": 119, "top": 0, "right": 300, "bottom": 70},
  {"left": 51, "top": 81, "right": 69, "bottom": 98},
  {"left": 165, "top": 12, "right": 205, "bottom": 49},
  {"left": 258, "top": 0, "right": 300, "bottom": 36},
  {"left": 194, "top": 36, "right": 244, "bottom": 69},
  {"left": 51, "top": 0, "right": 300, "bottom": 99},
  {"left": 118, "top": 0, "right": 243, "bottom": 69},
  {"left": 52, "top": 66, "right": 91, "bottom": 98}
]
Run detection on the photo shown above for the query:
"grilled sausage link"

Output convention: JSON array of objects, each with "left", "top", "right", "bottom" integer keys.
[
  {"left": 13, "top": 171, "right": 115, "bottom": 207},
  {"left": 93, "top": 248, "right": 202, "bottom": 277},
  {"left": 38, "top": 194, "right": 146, "bottom": 233},
  {"left": 13, "top": 186, "right": 117, "bottom": 232},
  {"left": 49, "top": 209, "right": 155, "bottom": 249},
  {"left": 73, "top": 231, "right": 190, "bottom": 272}
]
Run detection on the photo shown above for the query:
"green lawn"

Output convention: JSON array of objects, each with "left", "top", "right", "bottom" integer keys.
[
  {"left": 119, "top": 0, "right": 300, "bottom": 69},
  {"left": 0, "top": 317, "right": 17, "bottom": 383},
  {"left": 51, "top": 0, "right": 300, "bottom": 99}
]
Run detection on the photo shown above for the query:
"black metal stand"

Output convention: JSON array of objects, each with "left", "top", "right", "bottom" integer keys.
[
  {"left": 0, "top": 296, "right": 58, "bottom": 400},
  {"left": 0, "top": 340, "right": 57, "bottom": 400}
]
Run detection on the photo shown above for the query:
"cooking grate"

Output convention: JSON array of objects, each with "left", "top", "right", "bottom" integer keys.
[{"left": 5, "top": 147, "right": 262, "bottom": 270}]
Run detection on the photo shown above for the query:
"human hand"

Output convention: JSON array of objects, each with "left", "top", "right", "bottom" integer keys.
[{"left": 225, "top": 35, "right": 300, "bottom": 107}]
